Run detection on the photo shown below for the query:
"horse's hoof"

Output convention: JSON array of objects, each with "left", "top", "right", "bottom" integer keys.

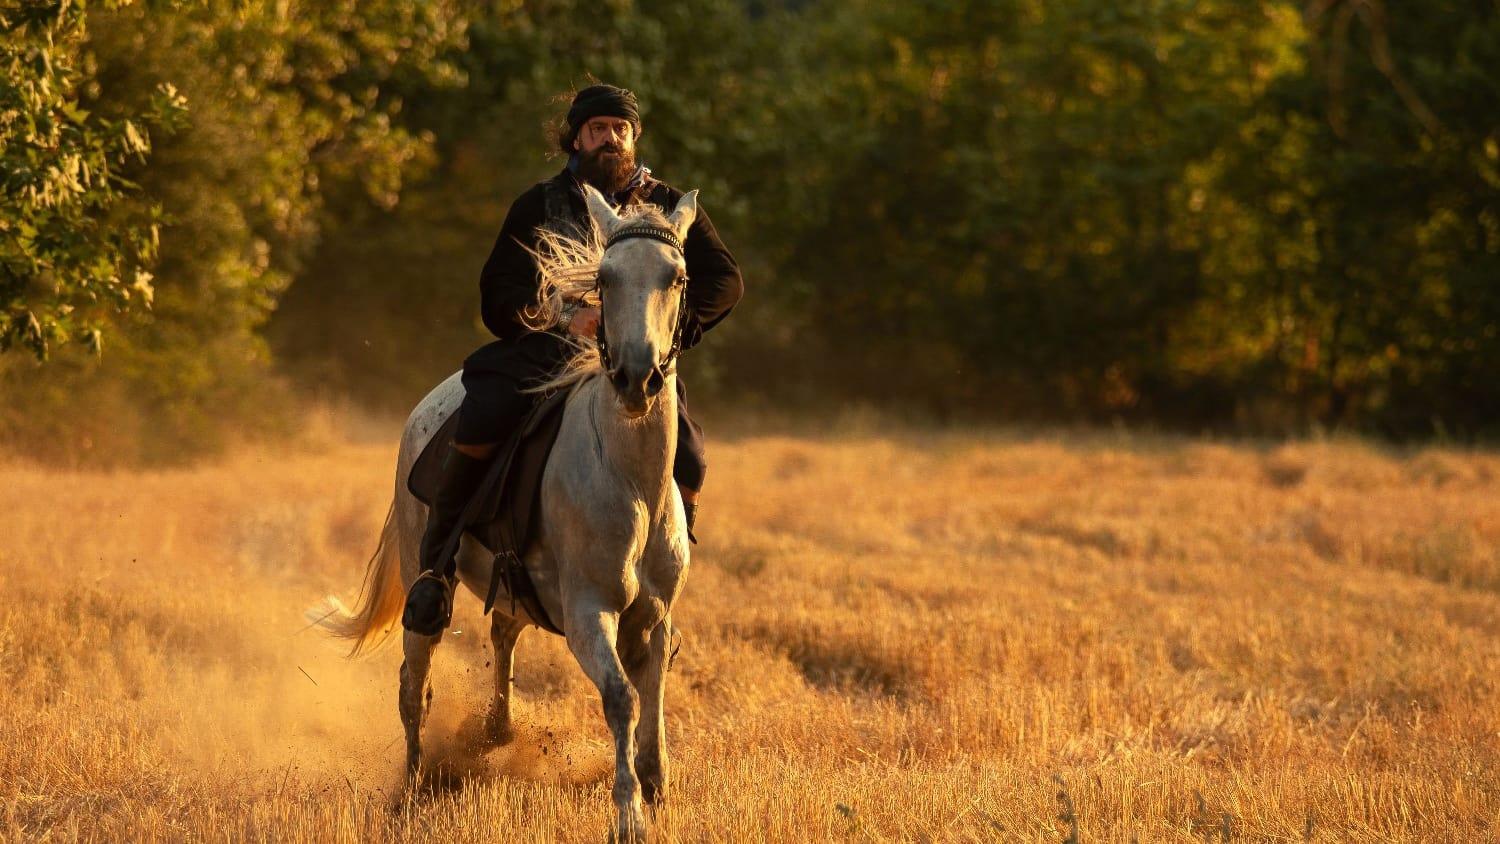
[
  {"left": 612, "top": 805, "right": 649, "bottom": 843},
  {"left": 636, "top": 758, "right": 666, "bottom": 805},
  {"left": 483, "top": 711, "right": 515, "bottom": 746}
]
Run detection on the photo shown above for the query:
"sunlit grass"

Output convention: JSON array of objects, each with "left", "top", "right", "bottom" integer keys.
[{"left": 1, "top": 430, "right": 1496, "bottom": 840}]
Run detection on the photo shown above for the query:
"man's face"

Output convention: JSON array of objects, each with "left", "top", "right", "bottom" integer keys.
[
  {"left": 574, "top": 116, "right": 638, "bottom": 194},
  {"left": 574, "top": 116, "right": 636, "bottom": 157}
]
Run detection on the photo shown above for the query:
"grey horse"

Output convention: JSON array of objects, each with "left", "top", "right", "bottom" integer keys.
[{"left": 312, "top": 184, "right": 698, "bottom": 841}]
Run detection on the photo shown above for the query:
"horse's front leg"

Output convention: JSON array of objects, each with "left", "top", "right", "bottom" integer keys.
[
  {"left": 627, "top": 616, "right": 671, "bottom": 805},
  {"left": 567, "top": 604, "right": 646, "bottom": 841},
  {"left": 486, "top": 614, "right": 526, "bottom": 744}
]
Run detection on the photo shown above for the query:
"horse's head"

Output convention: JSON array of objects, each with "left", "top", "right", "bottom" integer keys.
[{"left": 582, "top": 183, "right": 698, "bottom": 418}]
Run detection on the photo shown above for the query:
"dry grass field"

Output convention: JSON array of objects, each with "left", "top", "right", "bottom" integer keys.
[{"left": 2, "top": 425, "right": 1497, "bottom": 841}]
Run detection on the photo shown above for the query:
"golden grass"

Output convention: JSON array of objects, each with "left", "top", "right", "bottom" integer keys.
[{"left": 1, "top": 429, "right": 1497, "bottom": 841}]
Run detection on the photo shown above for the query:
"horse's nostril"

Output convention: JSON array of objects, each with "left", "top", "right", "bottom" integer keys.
[
  {"left": 610, "top": 368, "right": 632, "bottom": 392},
  {"left": 646, "top": 367, "right": 665, "bottom": 397}
]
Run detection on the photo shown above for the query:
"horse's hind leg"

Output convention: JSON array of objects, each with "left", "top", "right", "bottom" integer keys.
[
  {"left": 486, "top": 614, "right": 526, "bottom": 744},
  {"left": 399, "top": 629, "right": 441, "bottom": 777}
]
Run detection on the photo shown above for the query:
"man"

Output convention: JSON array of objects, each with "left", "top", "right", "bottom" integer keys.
[{"left": 402, "top": 83, "right": 744, "bottom": 636}]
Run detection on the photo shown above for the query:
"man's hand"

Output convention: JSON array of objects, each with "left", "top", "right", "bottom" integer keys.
[{"left": 568, "top": 306, "right": 601, "bottom": 338}]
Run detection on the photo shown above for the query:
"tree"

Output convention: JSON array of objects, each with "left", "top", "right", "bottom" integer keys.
[
  {"left": 0, "top": 0, "right": 185, "bottom": 359},
  {"left": 1, "top": 0, "right": 468, "bottom": 462}
]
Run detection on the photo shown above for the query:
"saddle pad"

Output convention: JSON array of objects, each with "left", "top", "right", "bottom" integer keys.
[{"left": 407, "top": 390, "right": 570, "bottom": 635}]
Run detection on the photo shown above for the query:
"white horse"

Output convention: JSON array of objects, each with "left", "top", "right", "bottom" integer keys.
[{"left": 313, "top": 184, "right": 698, "bottom": 840}]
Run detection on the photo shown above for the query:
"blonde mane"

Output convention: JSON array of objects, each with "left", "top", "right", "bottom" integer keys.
[{"left": 522, "top": 205, "right": 674, "bottom": 393}]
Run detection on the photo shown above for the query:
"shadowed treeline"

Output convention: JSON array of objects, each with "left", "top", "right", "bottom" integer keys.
[{"left": 3, "top": 1, "right": 1498, "bottom": 461}]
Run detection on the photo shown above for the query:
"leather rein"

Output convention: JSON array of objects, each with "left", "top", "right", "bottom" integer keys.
[{"left": 593, "top": 223, "right": 689, "bottom": 374}]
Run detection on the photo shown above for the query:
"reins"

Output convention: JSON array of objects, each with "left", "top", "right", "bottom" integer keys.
[{"left": 593, "top": 224, "right": 690, "bottom": 375}]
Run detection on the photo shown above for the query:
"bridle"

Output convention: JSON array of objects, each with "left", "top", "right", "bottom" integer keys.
[{"left": 593, "top": 223, "right": 690, "bottom": 375}]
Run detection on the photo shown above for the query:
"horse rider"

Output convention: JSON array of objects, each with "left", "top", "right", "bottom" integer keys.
[{"left": 401, "top": 83, "right": 744, "bottom": 636}]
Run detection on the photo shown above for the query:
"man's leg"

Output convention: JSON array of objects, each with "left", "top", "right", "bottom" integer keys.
[
  {"left": 673, "top": 380, "right": 707, "bottom": 542},
  {"left": 403, "top": 335, "right": 572, "bottom": 635},
  {"left": 455, "top": 442, "right": 498, "bottom": 459},
  {"left": 402, "top": 386, "right": 522, "bottom": 636}
]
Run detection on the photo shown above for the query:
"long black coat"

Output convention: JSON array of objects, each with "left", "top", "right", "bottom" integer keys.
[
  {"left": 452, "top": 167, "right": 741, "bottom": 490},
  {"left": 477, "top": 166, "right": 744, "bottom": 349}
]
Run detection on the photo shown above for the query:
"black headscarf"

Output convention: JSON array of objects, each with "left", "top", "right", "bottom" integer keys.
[{"left": 566, "top": 84, "right": 642, "bottom": 140}]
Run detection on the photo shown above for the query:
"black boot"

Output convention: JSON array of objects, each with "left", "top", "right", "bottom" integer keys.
[{"left": 403, "top": 447, "right": 490, "bottom": 636}]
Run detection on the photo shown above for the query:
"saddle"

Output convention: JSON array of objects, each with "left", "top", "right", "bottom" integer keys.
[{"left": 407, "top": 390, "right": 569, "bottom": 636}]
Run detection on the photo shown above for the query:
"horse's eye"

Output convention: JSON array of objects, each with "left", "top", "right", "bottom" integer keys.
[{"left": 673, "top": 272, "right": 689, "bottom": 288}]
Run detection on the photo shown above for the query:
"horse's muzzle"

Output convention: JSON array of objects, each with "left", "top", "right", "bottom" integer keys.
[{"left": 608, "top": 355, "right": 666, "bottom": 418}]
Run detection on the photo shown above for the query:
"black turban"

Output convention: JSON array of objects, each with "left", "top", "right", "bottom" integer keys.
[{"left": 566, "top": 84, "right": 642, "bottom": 139}]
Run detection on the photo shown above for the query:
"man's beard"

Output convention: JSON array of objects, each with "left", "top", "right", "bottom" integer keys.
[{"left": 576, "top": 143, "right": 637, "bottom": 195}]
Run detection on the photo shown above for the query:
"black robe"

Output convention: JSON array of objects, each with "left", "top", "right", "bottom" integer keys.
[
  {"left": 454, "top": 166, "right": 743, "bottom": 492},
  {"left": 476, "top": 166, "right": 743, "bottom": 346}
]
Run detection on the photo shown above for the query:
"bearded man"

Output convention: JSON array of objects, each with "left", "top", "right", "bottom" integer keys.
[{"left": 402, "top": 83, "right": 744, "bottom": 635}]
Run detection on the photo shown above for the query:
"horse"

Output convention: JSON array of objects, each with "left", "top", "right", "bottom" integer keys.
[{"left": 311, "top": 183, "right": 698, "bottom": 841}]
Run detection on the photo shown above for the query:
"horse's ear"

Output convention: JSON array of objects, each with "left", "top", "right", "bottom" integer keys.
[
  {"left": 668, "top": 190, "right": 698, "bottom": 241},
  {"left": 582, "top": 183, "right": 622, "bottom": 238}
]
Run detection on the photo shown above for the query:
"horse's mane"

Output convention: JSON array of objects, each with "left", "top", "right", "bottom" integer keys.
[{"left": 522, "top": 205, "right": 674, "bottom": 393}]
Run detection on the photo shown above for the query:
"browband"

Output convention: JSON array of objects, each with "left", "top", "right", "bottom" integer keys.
[{"left": 606, "top": 224, "right": 683, "bottom": 253}]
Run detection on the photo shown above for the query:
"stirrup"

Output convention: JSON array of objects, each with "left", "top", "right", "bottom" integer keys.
[
  {"left": 683, "top": 502, "right": 699, "bottom": 545},
  {"left": 412, "top": 569, "right": 454, "bottom": 590},
  {"left": 667, "top": 626, "right": 683, "bottom": 671}
]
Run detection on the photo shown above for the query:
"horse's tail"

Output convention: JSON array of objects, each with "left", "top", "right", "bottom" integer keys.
[{"left": 305, "top": 500, "right": 405, "bottom": 656}]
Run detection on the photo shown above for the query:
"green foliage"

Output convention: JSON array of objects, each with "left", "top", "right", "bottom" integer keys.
[
  {"left": 749, "top": 1, "right": 1284, "bottom": 415},
  {"left": 712, "top": 0, "right": 1498, "bottom": 433},
  {"left": 1, "top": 0, "right": 466, "bottom": 461},
  {"left": 268, "top": 0, "right": 774, "bottom": 406},
  {"left": 1197, "top": 1, "right": 1500, "bottom": 433},
  {"left": 4, "top": 0, "right": 1499, "bottom": 461},
  {"left": 0, "top": 0, "right": 186, "bottom": 359}
]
